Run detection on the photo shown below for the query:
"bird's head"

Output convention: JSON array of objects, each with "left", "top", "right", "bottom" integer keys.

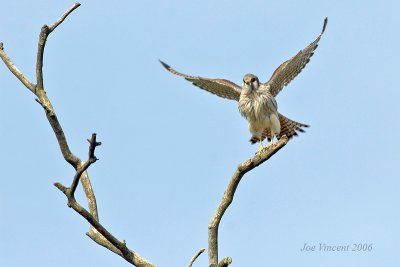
[{"left": 242, "top": 74, "right": 260, "bottom": 91}]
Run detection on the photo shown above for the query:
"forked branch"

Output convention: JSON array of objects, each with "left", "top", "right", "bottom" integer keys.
[
  {"left": 69, "top": 133, "right": 101, "bottom": 196},
  {"left": 36, "top": 3, "right": 81, "bottom": 90},
  {"left": 0, "top": 4, "right": 156, "bottom": 267},
  {"left": 53, "top": 134, "right": 155, "bottom": 267},
  {"left": 1, "top": 3, "right": 291, "bottom": 267}
]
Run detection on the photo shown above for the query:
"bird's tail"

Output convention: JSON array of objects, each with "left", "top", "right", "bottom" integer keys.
[{"left": 249, "top": 113, "right": 309, "bottom": 144}]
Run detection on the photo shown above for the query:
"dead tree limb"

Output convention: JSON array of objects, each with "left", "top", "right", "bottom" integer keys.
[
  {"left": 208, "top": 136, "right": 288, "bottom": 267},
  {"left": 188, "top": 248, "right": 205, "bottom": 267},
  {"left": 0, "top": 3, "right": 156, "bottom": 267},
  {"left": 1, "top": 3, "right": 291, "bottom": 267}
]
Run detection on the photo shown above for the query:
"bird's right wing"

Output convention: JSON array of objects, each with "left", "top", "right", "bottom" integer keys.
[{"left": 160, "top": 60, "right": 242, "bottom": 101}]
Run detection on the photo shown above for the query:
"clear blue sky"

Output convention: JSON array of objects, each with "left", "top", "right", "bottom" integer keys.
[{"left": 1, "top": 1, "right": 399, "bottom": 266}]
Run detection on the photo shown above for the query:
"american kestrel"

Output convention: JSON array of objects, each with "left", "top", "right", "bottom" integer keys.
[{"left": 161, "top": 18, "right": 327, "bottom": 154}]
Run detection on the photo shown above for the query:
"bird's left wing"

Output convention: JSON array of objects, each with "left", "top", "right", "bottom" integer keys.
[
  {"left": 160, "top": 60, "right": 242, "bottom": 101},
  {"left": 263, "top": 18, "right": 328, "bottom": 97}
]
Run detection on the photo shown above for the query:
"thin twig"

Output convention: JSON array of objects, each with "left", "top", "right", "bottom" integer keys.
[
  {"left": 0, "top": 43, "right": 36, "bottom": 93},
  {"left": 208, "top": 136, "right": 288, "bottom": 266},
  {"left": 69, "top": 157, "right": 94, "bottom": 197},
  {"left": 49, "top": 3, "right": 81, "bottom": 33},
  {"left": 88, "top": 133, "right": 102, "bottom": 159},
  {"left": 188, "top": 248, "right": 205, "bottom": 267},
  {"left": 70, "top": 134, "right": 100, "bottom": 196}
]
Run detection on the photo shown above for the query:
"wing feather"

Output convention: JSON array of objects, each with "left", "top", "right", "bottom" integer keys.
[
  {"left": 264, "top": 18, "right": 327, "bottom": 97},
  {"left": 160, "top": 60, "right": 242, "bottom": 101}
]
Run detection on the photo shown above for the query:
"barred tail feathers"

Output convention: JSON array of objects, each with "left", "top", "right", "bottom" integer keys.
[{"left": 249, "top": 113, "right": 309, "bottom": 144}]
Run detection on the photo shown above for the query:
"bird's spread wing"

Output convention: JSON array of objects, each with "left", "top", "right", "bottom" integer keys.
[
  {"left": 263, "top": 18, "right": 327, "bottom": 97},
  {"left": 160, "top": 60, "right": 242, "bottom": 101}
]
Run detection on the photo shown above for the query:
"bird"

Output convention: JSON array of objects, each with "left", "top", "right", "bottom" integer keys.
[{"left": 160, "top": 18, "right": 327, "bottom": 154}]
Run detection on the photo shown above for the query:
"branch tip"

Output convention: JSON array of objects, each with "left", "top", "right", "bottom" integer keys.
[
  {"left": 87, "top": 133, "right": 101, "bottom": 160},
  {"left": 0, "top": 43, "right": 36, "bottom": 92},
  {"left": 54, "top": 182, "right": 68, "bottom": 193},
  {"left": 217, "top": 257, "right": 232, "bottom": 267},
  {"left": 48, "top": 3, "right": 81, "bottom": 32},
  {"left": 188, "top": 248, "right": 206, "bottom": 267}
]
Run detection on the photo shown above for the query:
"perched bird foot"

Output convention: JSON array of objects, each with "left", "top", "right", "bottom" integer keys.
[
  {"left": 266, "top": 140, "right": 275, "bottom": 149},
  {"left": 256, "top": 143, "right": 266, "bottom": 156},
  {"left": 256, "top": 141, "right": 275, "bottom": 156}
]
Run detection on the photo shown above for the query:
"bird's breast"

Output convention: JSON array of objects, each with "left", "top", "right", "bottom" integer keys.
[{"left": 238, "top": 91, "right": 278, "bottom": 121}]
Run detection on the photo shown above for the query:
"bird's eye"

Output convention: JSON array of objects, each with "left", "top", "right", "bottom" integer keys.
[{"left": 250, "top": 78, "right": 255, "bottom": 82}]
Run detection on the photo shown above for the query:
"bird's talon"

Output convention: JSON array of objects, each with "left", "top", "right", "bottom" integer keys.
[
  {"left": 255, "top": 144, "right": 266, "bottom": 156},
  {"left": 256, "top": 142, "right": 274, "bottom": 155}
]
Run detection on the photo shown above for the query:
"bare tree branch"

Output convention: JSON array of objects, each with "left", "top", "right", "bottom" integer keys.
[
  {"left": 0, "top": 6, "right": 81, "bottom": 168},
  {"left": 36, "top": 3, "right": 81, "bottom": 90},
  {"left": 217, "top": 257, "right": 232, "bottom": 267},
  {"left": 2, "top": 3, "right": 292, "bottom": 267},
  {"left": 49, "top": 3, "right": 81, "bottom": 33},
  {"left": 188, "top": 248, "right": 205, "bottom": 267},
  {"left": 54, "top": 161, "right": 156, "bottom": 267},
  {"left": 87, "top": 228, "right": 124, "bottom": 256},
  {"left": 0, "top": 43, "right": 35, "bottom": 93},
  {"left": 208, "top": 135, "right": 288, "bottom": 266},
  {"left": 70, "top": 133, "right": 100, "bottom": 196},
  {"left": 1, "top": 4, "right": 156, "bottom": 267}
]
